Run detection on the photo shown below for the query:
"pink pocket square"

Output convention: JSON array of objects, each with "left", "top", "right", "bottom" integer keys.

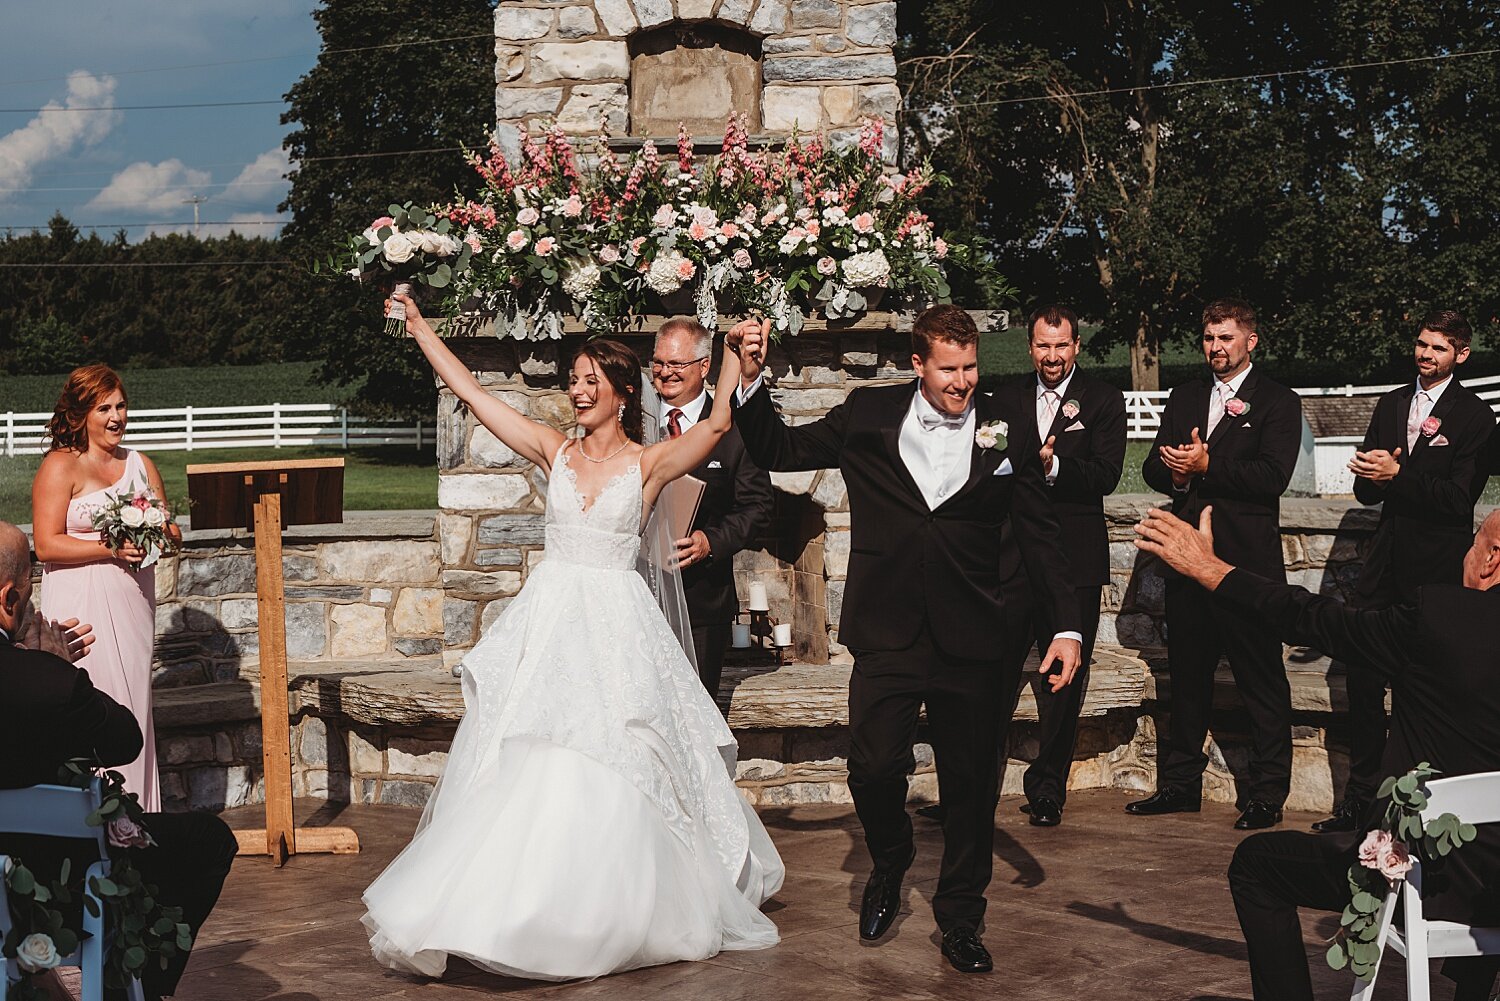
[{"left": 1431, "top": 434, "right": 1450, "bottom": 447}]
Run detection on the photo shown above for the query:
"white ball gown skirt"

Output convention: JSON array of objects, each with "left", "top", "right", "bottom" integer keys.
[{"left": 362, "top": 518, "right": 784, "bottom": 981}]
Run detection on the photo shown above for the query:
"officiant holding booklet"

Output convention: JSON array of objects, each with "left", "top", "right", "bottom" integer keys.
[{"left": 651, "top": 317, "right": 775, "bottom": 700}]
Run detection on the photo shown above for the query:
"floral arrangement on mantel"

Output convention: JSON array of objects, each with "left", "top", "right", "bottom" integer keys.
[
  {"left": 332, "top": 115, "right": 969, "bottom": 341},
  {"left": 1325, "top": 763, "right": 1477, "bottom": 980},
  {"left": 2, "top": 762, "right": 191, "bottom": 1000}
]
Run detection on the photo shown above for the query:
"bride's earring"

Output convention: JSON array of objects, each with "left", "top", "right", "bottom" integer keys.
[{"left": 617, "top": 403, "right": 626, "bottom": 423}]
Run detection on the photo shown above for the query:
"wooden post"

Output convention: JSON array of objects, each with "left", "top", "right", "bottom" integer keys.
[{"left": 251, "top": 476, "right": 295, "bottom": 865}]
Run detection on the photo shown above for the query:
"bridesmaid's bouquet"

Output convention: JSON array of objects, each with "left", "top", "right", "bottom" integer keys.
[
  {"left": 91, "top": 489, "right": 176, "bottom": 571},
  {"left": 318, "top": 202, "right": 477, "bottom": 335}
]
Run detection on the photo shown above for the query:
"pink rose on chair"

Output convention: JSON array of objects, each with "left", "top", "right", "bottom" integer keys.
[
  {"left": 1224, "top": 397, "right": 1249, "bottom": 417},
  {"left": 107, "top": 815, "right": 154, "bottom": 849},
  {"left": 1358, "top": 829, "right": 1392, "bottom": 868},
  {"left": 1377, "top": 838, "right": 1413, "bottom": 882},
  {"left": 1420, "top": 416, "right": 1442, "bottom": 437}
]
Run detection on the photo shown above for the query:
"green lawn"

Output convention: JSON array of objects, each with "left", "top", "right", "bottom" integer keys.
[
  {"left": 3, "top": 361, "right": 330, "bottom": 414},
  {"left": 0, "top": 445, "right": 436, "bottom": 527}
]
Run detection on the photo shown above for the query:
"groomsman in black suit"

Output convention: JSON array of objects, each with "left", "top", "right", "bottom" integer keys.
[
  {"left": 918, "top": 304, "right": 1126, "bottom": 828},
  {"left": 1315, "top": 310, "right": 1495, "bottom": 834},
  {"left": 0, "top": 521, "right": 237, "bottom": 1001},
  {"left": 728, "top": 307, "right": 1082, "bottom": 973},
  {"left": 1128, "top": 298, "right": 1303, "bottom": 830},
  {"left": 1135, "top": 506, "right": 1500, "bottom": 1001},
  {"left": 650, "top": 318, "right": 774, "bottom": 699}
]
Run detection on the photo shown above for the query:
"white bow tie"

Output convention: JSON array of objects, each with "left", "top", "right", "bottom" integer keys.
[{"left": 918, "top": 410, "right": 967, "bottom": 431}]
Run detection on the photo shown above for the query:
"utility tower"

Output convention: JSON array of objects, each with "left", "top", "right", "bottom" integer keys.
[{"left": 182, "top": 194, "right": 207, "bottom": 236}]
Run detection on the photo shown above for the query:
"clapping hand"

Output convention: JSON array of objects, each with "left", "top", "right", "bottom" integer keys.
[
  {"left": 20, "top": 614, "right": 95, "bottom": 664},
  {"left": 1039, "top": 435, "right": 1057, "bottom": 471},
  {"left": 1133, "top": 506, "right": 1233, "bottom": 591},
  {"left": 1159, "top": 427, "right": 1209, "bottom": 485},
  {"left": 1039, "top": 636, "right": 1082, "bottom": 692},
  {"left": 1349, "top": 447, "right": 1401, "bottom": 482}
]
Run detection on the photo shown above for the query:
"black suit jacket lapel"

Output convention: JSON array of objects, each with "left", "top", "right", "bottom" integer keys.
[
  {"left": 1206, "top": 369, "right": 1258, "bottom": 451},
  {"left": 942, "top": 393, "right": 1005, "bottom": 509},
  {"left": 1383, "top": 384, "right": 1414, "bottom": 464},
  {"left": 1409, "top": 381, "right": 1461, "bottom": 459},
  {"left": 879, "top": 384, "right": 927, "bottom": 505}
]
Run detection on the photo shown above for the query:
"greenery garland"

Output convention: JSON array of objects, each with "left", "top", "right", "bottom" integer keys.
[
  {"left": 1326, "top": 763, "right": 1479, "bottom": 980},
  {"left": 2, "top": 761, "right": 191, "bottom": 1000}
]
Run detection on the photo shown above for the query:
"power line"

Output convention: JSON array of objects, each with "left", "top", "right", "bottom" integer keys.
[
  {"left": 0, "top": 179, "right": 289, "bottom": 193},
  {"left": 1, "top": 220, "right": 285, "bottom": 229},
  {"left": 901, "top": 45, "right": 1500, "bottom": 114},
  {"left": 0, "top": 98, "right": 283, "bottom": 114},
  {"left": 0, "top": 32, "right": 496, "bottom": 88},
  {"left": 0, "top": 261, "right": 296, "bottom": 269}
]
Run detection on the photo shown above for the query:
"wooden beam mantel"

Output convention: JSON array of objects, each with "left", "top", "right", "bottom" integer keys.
[{"left": 429, "top": 309, "right": 1009, "bottom": 341}]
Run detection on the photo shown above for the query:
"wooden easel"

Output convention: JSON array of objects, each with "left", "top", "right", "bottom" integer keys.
[{"left": 186, "top": 458, "right": 359, "bottom": 866}]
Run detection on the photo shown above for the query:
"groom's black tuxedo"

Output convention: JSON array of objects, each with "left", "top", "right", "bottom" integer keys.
[
  {"left": 0, "top": 632, "right": 236, "bottom": 1000},
  {"left": 735, "top": 381, "right": 1079, "bottom": 656},
  {"left": 734, "top": 379, "right": 1078, "bottom": 934}
]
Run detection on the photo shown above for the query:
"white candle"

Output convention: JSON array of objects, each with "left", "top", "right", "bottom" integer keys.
[
  {"left": 773, "top": 623, "right": 793, "bottom": 647},
  {"left": 747, "top": 580, "right": 769, "bottom": 612},
  {"left": 731, "top": 623, "right": 752, "bottom": 648}
]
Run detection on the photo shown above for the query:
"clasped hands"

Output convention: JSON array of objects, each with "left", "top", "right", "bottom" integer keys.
[
  {"left": 1158, "top": 427, "right": 1210, "bottom": 486},
  {"left": 725, "top": 318, "right": 772, "bottom": 385},
  {"left": 1348, "top": 446, "right": 1401, "bottom": 482}
]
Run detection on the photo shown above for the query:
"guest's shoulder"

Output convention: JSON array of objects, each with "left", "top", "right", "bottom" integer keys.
[
  {"left": 1449, "top": 379, "right": 1495, "bottom": 419},
  {"left": 1073, "top": 368, "right": 1124, "bottom": 402},
  {"left": 0, "top": 645, "right": 87, "bottom": 709},
  {"left": 1251, "top": 371, "right": 1300, "bottom": 406},
  {"left": 848, "top": 382, "right": 915, "bottom": 407}
]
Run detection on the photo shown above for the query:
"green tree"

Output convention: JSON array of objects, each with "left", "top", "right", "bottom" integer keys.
[{"left": 280, "top": 0, "right": 499, "bottom": 418}]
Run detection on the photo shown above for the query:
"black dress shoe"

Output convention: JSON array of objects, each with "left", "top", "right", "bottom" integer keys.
[
  {"left": 1124, "top": 788, "right": 1201, "bottom": 815},
  {"left": 1028, "top": 797, "right": 1062, "bottom": 827},
  {"left": 1312, "top": 798, "right": 1366, "bottom": 834},
  {"left": 916, "top": 803, "right": 946, "bottom": 823},
  {"left": 1234, "top": 801, "right": 1283, "bottom": 830},
  {"left": 940, "top": 927, "right": 993, "bottom": 973},
  {"left": 859, "top": 847, "right": 915, "bottom": 940}
]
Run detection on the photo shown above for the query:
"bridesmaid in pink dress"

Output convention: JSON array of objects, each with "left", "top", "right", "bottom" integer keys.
[{"left": 31, "top": 365, "right": 179, "bottom": 812}]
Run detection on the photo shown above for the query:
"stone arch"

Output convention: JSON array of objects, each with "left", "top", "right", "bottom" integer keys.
[{"left": 628, "top": 22, "right": 764, "bottom": 136}]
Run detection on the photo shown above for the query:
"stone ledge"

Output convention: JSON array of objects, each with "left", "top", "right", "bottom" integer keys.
[
  {"left": 154, "top": 644, "right": 1361, "bottom": 734},
  {"left": 175, "top": 510, "right": 437, "bottom": 548}
]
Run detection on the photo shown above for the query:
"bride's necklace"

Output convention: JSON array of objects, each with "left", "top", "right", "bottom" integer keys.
[{"left": 575, "top": 434, "right": 630, "bottom": 464}]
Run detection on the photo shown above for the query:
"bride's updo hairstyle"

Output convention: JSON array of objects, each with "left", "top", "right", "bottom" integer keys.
[
  {"left": 572, "top": 339, "right": 645, "bottom": 443},
  {"left": 46, "top": 364, "right": 127, "bottom": 453}
]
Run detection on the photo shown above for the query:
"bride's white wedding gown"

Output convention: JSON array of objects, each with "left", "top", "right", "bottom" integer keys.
[{"left": 362, "top": 446, "right": 784, "bottom": 980}]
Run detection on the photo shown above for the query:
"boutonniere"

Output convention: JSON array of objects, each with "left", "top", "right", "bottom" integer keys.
[
  {"left": 975, "top": 420, "right": 1008, "bottom": 450},
  {"left": 1224, "top": 397, "right": 1249, "bottom": 418},
  {"left": 1061, "top": 399, "right": 1081, "bottom": 420},
  {"left": 1420, "top": 415, "right": 1442, "bottom": 438}
]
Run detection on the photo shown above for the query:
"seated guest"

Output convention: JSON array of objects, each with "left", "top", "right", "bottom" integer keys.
[
  {"left": 1135, "top": 506, "right": 1500, "bottom": 1001},
  {"left": 0, "top": 521, "right": 237, "bottom": 1001}
]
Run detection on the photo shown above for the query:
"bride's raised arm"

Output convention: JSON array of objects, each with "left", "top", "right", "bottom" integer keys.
[
  {"left": 641, "top": 320, "right": 756, "bottom": 492},
  {"left": 395, "top": 293, "right": 566, "bottom": 472}
]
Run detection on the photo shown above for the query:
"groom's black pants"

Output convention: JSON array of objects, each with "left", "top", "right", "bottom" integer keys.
[
  {"left": 1230, "top": 830, "right": 1499, "bottom": 1001},
  {"left": 848, "top": 623, "right": 1012, "bottom": 933}
]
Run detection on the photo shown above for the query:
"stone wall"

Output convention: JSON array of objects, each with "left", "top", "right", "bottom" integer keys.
[{"left": 492, "top": 0, "right": 899, "bottom": 158}]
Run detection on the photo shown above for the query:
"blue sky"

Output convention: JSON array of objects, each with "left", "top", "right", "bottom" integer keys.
[{"left": 0, "top": 1, "right": 322, "bottom": 240}]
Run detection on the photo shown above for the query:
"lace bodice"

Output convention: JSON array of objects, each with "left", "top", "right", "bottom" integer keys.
[{"left": 544, "top": 445, "right": 643, "bottom": 571}]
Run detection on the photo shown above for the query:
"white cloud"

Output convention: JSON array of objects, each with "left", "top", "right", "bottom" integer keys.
[
  {"left": 220, "top": 146, "right": 292, "bottom": 204},
  {"left": 0, "top": 71, "right": 121, "bottom": 202},
  {"left": 85, "top": 158, "right": 212, "bottom": 215}
]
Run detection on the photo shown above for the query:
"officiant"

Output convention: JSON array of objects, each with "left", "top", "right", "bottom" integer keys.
[{"left": 651, "top": 318, "right": 775, "bottom": 699}]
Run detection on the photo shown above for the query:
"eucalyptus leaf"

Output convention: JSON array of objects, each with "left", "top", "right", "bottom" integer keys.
[
  {"left": 1460, "top": 823, "right": 1477, "bottom": 841},
  {"left": 1326, "top": 944, "right": 1348, "bottom": 970}
]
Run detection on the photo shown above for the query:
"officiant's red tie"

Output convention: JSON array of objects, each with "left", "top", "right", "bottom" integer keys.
[{"left": 667, "top": 408, "right": 684, "bottom": 439}]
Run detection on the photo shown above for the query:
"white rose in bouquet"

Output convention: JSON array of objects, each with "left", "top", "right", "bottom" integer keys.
[
  {"left": 382, "top": 231, "right": 417, "bottom": 264},
  {"left": 562, "top": 262, "right": 602, "bottom": 301},
  {"left": 144, "top": 505, "right": 166, "bottom": 527},
  {"left": 120, "top": 505, "right": 147, "bottom": 528},
  {"left": 840, "top": 249, "right": 891, "bottom": 287},
  {"left": 417, "top": 231, "right": 444, "bottom": 255},
  {"left": 17, "top": 933, "right": 61, "bottom": 973}
]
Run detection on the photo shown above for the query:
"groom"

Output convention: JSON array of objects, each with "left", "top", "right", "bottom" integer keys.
[{"left": 728, "top": 307, "right": 1082, "bottom": 973}]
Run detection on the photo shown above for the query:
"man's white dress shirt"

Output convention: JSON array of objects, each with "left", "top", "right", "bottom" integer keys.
[{"left": 1035, "top": 369, "right": 1076, "bottom": 484}]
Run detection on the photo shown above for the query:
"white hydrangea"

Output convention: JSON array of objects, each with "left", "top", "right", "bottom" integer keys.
[
  {"left": 561, "top": 261, "right": 602, "bottom": 301},
  {"left": 840, "top": 249, "right": 891, "bottom": 287},
  {"left": 646, "top": 250, "right": 692, "bottom": 294}
]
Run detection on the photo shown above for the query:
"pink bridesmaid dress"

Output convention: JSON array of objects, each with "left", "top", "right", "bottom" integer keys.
[{"left": 40, "top": 448, "right": 161, "bottom": 811}]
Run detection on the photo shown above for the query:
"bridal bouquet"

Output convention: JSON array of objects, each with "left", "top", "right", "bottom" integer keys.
[
  {"left": 91, "top": 489, "right": 176, "bottom": 571},
  {"left": 321, "top": 202, "right": 477, "bottom": 335}
]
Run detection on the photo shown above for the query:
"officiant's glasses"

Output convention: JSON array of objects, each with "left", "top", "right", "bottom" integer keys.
[{"left": 650, "top": 356, "right": 708, "bottom": 374}]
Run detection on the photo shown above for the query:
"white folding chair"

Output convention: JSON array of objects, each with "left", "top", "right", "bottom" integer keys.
[
  {"left": 0, "top": 781, "right": 145, "bottom": 1001},
  {"left": 1351, "top": 771, "right": 1500, "bottom": 1001}
]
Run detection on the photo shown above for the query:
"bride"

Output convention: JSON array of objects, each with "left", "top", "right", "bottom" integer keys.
[{"left": 362, "top": 295, "right": 784, "bottom": 981}]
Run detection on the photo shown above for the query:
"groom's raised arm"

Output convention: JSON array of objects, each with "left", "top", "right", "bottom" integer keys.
[{"left": 732, "top": 377, "right": 850, "bottom": 473}]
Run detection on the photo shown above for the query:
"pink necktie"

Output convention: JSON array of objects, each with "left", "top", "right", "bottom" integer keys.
[
  {"left": 1041, "top": 390, "right": 1059, "bottom": 429},
  {"left": 1406, "top": 391, "right": 1429, "bottom": 452}
]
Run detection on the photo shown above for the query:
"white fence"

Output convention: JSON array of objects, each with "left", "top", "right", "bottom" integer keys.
[
  {"left": 1122, "top": 374, "right": 1500, "bottom": 442},
  {"left": 1, "top": 404, "right": 433, "bottom": 457}
]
